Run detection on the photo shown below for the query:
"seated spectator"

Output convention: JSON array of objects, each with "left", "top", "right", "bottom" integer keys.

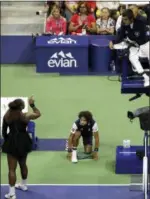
[
  {"left": 143, "top": 4, "right": 150, "bottom": 25},
  {"left": 86, "top": 1, "right": 96, "bottom": 15},
  {"left": 45, "top": 6, "right": 67, "bottom": 35},
  {"left": 64, "top": 0, "right": 78, "bottom": 21},
  {"left": 96, "top": 1, "right": 120, "bottom": 11},
  {"left": 116, "top": 4, "right": 147, "bottom": 32},
  {"left": 110, "top": 9, "right": 120, "bottom": 21},
  {"left": 96, "top": 8, "right": 115, "bottom": 35},
  {"left": 116, "top": 5, "right": 126, "bottom": 32},
  {"left": 129, "top": 4, "right": 147, "bottom": 22},
  {"left": 69, "top": 2, "right": 96, "bottom": 35},
  {"left": 47, "top": 1, "right": 65, "bottom": 17}
]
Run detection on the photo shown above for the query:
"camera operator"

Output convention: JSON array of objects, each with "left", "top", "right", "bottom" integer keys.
[{"left": 109, "top": 9, "right": 150, "bottom": 87}]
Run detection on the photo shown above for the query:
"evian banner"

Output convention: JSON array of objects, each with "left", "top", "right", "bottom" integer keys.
[
  {"left": 47, "top": 51, "right": 78, "bottom": 68},
  {"left": 47, "top": 37, "right": 77, "bottom": 44},
  {"left": 36, "top": 36, "right": 89, "bottom": 74}
]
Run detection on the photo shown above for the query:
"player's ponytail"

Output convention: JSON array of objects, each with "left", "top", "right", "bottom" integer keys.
[
  {"left": 9, "top": 99, "right": 25, "bottom": 110},
  {"left": 9, "top": 101, "right": 17, "bottom": 109}
]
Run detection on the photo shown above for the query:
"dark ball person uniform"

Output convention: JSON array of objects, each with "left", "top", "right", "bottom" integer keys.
[
  {"left": 115, "top": 18, "right": 149, "bottom": 45},
  {"left": 114, "top": 18, "right": 150, "bottom": 87},
  {"left": 2, "top": 117, "right": 32, "bottom": 159},
  {"left": 71, "top": 119, "right": 99, "bottom": 145}
]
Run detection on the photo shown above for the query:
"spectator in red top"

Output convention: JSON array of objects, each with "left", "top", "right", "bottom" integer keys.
[
  {"left": 69, "top": 2, "right": 96, "bottom": 35},
  {"left": 86, "top": 1, "right": 96, "bottom": 14},
  {"left": 45, "top": 6, "right": 67, "bottom": 35},
  {"left": 46, "top": 1, "right": 65, "bottom": 17}
]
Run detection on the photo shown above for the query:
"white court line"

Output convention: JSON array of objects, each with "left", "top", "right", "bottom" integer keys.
[{"left": 1, "top": 184, "right": 136, "bottom": 186}]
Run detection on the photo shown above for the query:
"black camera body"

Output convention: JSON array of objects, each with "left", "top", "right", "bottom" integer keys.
[{"left": 127, "top": 107, "right": 150, "bottom": 131}]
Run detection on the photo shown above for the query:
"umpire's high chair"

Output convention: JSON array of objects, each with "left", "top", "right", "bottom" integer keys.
[{"left": 120, "top": 55, "right": 150, "bottom": 94}]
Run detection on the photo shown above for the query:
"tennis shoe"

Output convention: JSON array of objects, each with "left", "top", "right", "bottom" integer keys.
[
  {"left": 5, "top": 193, "right": 16, "bottom": 199},
  {"left": 144, "top": 77, "right": 150, "bottom": 87},
  {"left": 15, "top": 183, "right": 28, "bottom": 191}
]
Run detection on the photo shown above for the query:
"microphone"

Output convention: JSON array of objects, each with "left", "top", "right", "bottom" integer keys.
[{"left": 129, "top": 94, "right": 142, "bottom": 101}]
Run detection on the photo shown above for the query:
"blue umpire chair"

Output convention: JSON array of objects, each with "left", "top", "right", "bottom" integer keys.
[
  {"left": 121, "top": 56, "right": 150, "bottom": 94},
  {"left": 116, "top": 49, "right": 150, "bottom": 174},
  {"left": 27, "top": 121, "right": 38, "bottom": 150}
]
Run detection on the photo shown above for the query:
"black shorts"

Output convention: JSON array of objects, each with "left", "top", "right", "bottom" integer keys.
[{"left": 82, "top": 136, "right": 93, "bottom": 146}]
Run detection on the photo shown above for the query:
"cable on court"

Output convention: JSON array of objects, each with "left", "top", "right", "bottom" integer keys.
[{"left": 107, "top": 75, "right": 121, "bottom": 82}]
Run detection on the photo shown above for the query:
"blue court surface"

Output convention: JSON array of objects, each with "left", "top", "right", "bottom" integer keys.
[{"left": 1, "top": 184, "right": 150, "bottom": 199}]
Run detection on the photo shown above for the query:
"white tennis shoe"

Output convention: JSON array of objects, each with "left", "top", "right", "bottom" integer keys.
[
  {"left": 144, "top": 76, "right": 150, "bottom": 87},
  {"left": 72, "top": 156, "right": 78, "bottom": 163},
  {"left": 15, "top": 183, "right": 28, "bottom": 191},
  {"left": 5, "top": 193, "right": 16, "bottom": 199},
  {"left": 71, "top": 150, "right": 78, "bottom": 163}
]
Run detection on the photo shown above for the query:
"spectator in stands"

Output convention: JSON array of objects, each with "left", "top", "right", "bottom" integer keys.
[
  {"left": 116, "top": 5, "right": 126, "bottom": 32},
  {"left": 45, "top": 6, "right": 67, "bottom": 35},
  {"left": 110, "top": 9, "right": 120, "bottom": 22},
  {"left": 86, "top": 1, "right": 96, "bottom": 15},
  {"left": 64, "top": 1, "right": 78, "bottom": 21},
  {"left": 69, "top": 2, "right": 96, "bottom": 35},
  {"left": 96, "top": 1, "right": 120, "bottom": 11},
  {"left": 143, "top": 4, "right": 150, "bottom": 25},
  {"left": 129, "top": 4, "right": 147, "bottom": 22},
  {"left": 96, "top": 8, "right": 115, "bottom": 35},
  {"left": 116, "top": 4, "right": 147, "bottom": 32},
  {"left": 47, "top": 1, "right": 65, "bottom": 17}
]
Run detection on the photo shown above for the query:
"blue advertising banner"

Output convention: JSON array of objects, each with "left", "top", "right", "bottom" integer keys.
[
  {"left": 36, "top": 35, "right": 89, "bottom": 47},
  {"left": 1, "top": 36, "right": 35, "bottom": 64},
  {"left": 1, "top": 35, "right": 117, "bottom": 75},
  {"left": 35, "top": 36, "right": 89, "bottom": 74}
]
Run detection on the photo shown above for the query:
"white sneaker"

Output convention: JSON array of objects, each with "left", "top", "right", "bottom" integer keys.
[
  {"left": 71, "top": 155, "right": 78, "bottom": 163},
  {"left": 5, "top": 193, "right": 16, "bottom": 199},
  {"left": 144, "top": 76, "right": 150, "bottom": 87},
  {"left": 15, "top": 183, "right": 28, "bottom": 191},
  {"left": 144, "top": 69, "right": 150, "bottom": 72},
  {"left": 71, "top": 150, "right": 78, "bottom": 163},
  {"left": 72, "top": 157, "right": 78, "bottom": 163}
]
